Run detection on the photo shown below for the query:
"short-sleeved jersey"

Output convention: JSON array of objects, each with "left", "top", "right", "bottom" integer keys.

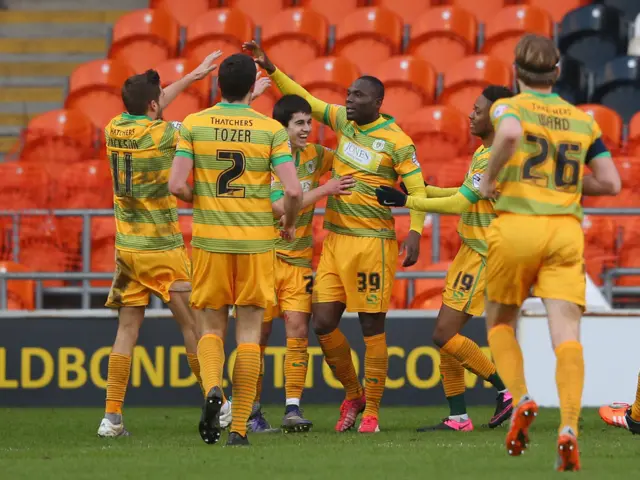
[
  {"left": 270, "top": 144, "right": 334, "bottom": 268},
  {"left": 105, "top": 113, "right": 183, "bottom": 252},
  {"left": 176, "top": 103, "right": 293, "bottom": 254},
  {"left": 490, "top": 91, "right": 610, "bottom": 220},
  {"left": 457, "top": 145, "right": 497, "bottom": 257},
  {"left": 321, "top": 105, "right": 422, "bottom": 239}
]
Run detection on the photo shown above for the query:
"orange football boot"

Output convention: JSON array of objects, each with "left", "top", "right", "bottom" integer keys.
[
  {"left": 598, "top": 402, "right": 631, "bottom": 429},
  {"left": 556, "top": 427, "right": 581, "bottom": 472},
  {"left": 505, "top": 397, "right": 539, "bottom": 456}
]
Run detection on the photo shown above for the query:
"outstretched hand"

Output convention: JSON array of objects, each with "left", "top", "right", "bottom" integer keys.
[
  {"left": 242, "top": 40, "right": 276, "bottom": 74},
  {"left": 190, "top": 50, "right": 223, "bottom": 81},
  {"left": 251, "top": 71, "right": 272, "bottom": 101}
]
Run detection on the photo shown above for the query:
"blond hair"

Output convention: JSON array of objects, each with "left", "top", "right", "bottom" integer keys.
[{"left": 514, "top": 34, "right": 560, "bottom": 88}]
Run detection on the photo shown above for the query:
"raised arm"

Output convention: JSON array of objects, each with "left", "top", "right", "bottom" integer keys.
[
  {"left": 243, "top": 41, "right": 330, "bottom": 123},
  {"left": 161, "top": 51, "right": 222, "bottom": 110}
]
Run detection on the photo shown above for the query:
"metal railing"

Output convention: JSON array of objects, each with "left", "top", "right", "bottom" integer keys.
[{"left": 2, "top": 207, "right": 640, "bottom": 310}]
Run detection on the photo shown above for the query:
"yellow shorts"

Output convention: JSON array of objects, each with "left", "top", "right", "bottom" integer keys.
[
  {"left": 106, "top": 247, "right": 191, "bottom": 308},
  {"left": 313, "top": 232, "right": 398, "bottom": 313},
  {"left": 264, "top": 256, "right": 313, "bottom": 322},
  {"left": 442, "top": 242, "right": 486, "bottom": 316},
  {"left": 190, "top": 247, "right": 275, "bottom": 310},
  {"left": 486, "top": 213, "right": 586, "bottom": 308}
]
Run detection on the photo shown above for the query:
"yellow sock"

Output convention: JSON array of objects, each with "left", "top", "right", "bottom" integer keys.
[
  {"left": 197, "top": 334, "right": 224, "bottom": 395},
  {"left": 231, "top": 343, "right": 261, "bottom": 437},
  {"left": 439, "top": 351, "right": 467, "bottom": 415},
  {"left": 363, "top": 333, "right": 388, "bottom": 418},
  {"left": 254, "top": 345, "right": 266, "bottom": 404},
  {"left": 187, "top": 353, "right": 205, "bottom": 397},
  {"left": 105, "top": 353, "right": 131, "bottom": 415},
  {"left": 442, "top": 333, "right": 497, "bottom": 380},
  {"left": 555, "top": 341, "right": 584, "bottom": 435},
  {"left": 632, "top": 372, "right": 640, "bottom": 422},
  {"left": 284, "top": 338, "right": 309, "bottom": 402},
  {"left": 318, "top": 329, "right": 363, "bottom": 400},
  {"left": 487, "top": 324, "right": 527, "bottom": 405}
]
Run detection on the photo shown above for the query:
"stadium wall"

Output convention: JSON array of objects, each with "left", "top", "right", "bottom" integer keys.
[{"left": 0, "top": 311, "right": 636, "bottom": 408}]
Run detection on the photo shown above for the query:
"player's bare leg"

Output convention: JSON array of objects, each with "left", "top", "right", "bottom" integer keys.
[
  {"left": 247, "top": 319, "right": 279, "bottom": 434},
  {"left": 98, "top": 306, "right": 144, "bottom": 438},
  {"left": 196, "top": 307, "right": 228, "bottom": 445},
  {"left": 545, "top": 298, "right": 583, "bottom": 472},
  {"left": 226, "top": 305, "right": 265, "bottom": 446},
  {"left": 486, "top": 301, "right": 538, "bottom": 456},
  {"left": 281, "top": 311, "right": 313, "bottom": 433},
  {"left": 313, "top": 301, "right": 365, "bottom": 432},
  {"left": 357, "top": 312, "right": 386, "bottom": 433},
  {"left": 419, "top": 305, "right": 511, "bottom": 432}
]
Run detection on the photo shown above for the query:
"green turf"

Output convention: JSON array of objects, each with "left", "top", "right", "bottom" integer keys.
[{"left": 0, "top": 406, "right": 638, "bottom": 479}]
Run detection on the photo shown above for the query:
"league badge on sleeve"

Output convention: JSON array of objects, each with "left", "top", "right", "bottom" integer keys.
[
  {"left": 492, "top": 105, "right": 507, "bottom": 119},
  {"left": 411, "top": 152, "right": 420, "bottom": 168},
  {"left": 473, "top": 173, "right": 483, "bottom": 189}
]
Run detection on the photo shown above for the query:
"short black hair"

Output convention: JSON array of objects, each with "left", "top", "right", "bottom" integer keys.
[
  {"left": 359, "top": 75, "right": 385, "bottom": 101},
  {"left": 218, "top": 53, "right": 257, "bottom": 103},
  {"left": 482, "top": 85, "right": 514, "bottom": 103},
  {"left": 273, "top": 95, "right": 312, "bottom": 128},
  {"left": 122, "top": 69, "right": 161, "bottom": 116}
]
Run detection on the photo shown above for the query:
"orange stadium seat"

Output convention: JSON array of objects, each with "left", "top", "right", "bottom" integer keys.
[
  {"left": 584, "top": 187, "right": 635, "bottom": 208},
  {"left": 618, "top": 246, "right": 640, "bottom": 287},
  {"left": 0, "top": 262, "right": 35, "bottom": 310},
  {"left": 19, "top": 109, "right": 97, "bottom": 165},
  {"left": 109, "top": 9, "right": 179, "bottom": 73},
  {"left": 441, "top": 0, "right": 506, "bottom": 25},
  {"left": 402, "top": 106, "right": 470, "bottom": 167},
  {"left": 65, "top": 59, "right": 135, "bottom": 130},
  {"left": 409, "top": 261, "right": 451, "bottom": 309},
  {"left": 156, "top": 58, "right": 212, "bottom": 122},
  {"left": 577, "top": 104, "right": 623, "bottom": 154},
  {"left": 373, "top": 0, "right": 431, "bottom": 24},
  {"left": 261, "top": 8, "right": 328, "bottom": 76},
  {"left": 582, "top": 214, "right": 618, "bottom": 253},
  {"left": 584, "top": 245, "right": 617, "bottom": 286},
  {"left": 483, "top": 6, "right": 553, "bottom": 64},
  {"left": 519, "top": 0, "right": 591, "bottom": 24},
  {"left": 615, "top": 157, "right": 640, "bottom": 190},
  {"left": 151, "top": 0, "right": 213, "bottom": 27},
  {"left": 300, "top": 0, "right": 360, "bottom": 26},
  {"left": 440, "top": 55, "right": 512, "bottom": 116},
  {"left": 626, "top": 111, "right": 640, "bottom": 157},
  {"left": 333, "top": 7, "right": 403, "bottom": 74},
  {"left": 0, "top": 162, "right": 51, "bottom": 211},
  {"left": 52, "top": 160, "right": 113, "bottom": 210},
  {"left": 19, "top": 217, "right": 71, "bottom": 287},
  {"left": 409, "top": 6, "right": 477, "bottom": 74},
  {"left": 297, "top": 56, "right": 361, "bottom": 149},
  {"left": 224, "top": 0, "right": 293, "bottom": 26},
  {"left": 433, "top": 158, "right": 468, "bottom": 187},
  {"left": 438, "top": 216, "right": 461, "bottom": 261},
  {"left": 375, "top": 56, "right": 436, "bottom": 122},
  {"left": 90, "top": 217, "right": 116, "bottom": 287},
  {"left": 183, "top": 8, "right": 254, "bottom": 61}
]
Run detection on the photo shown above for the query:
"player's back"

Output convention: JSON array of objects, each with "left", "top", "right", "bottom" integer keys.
[
  {"left": 105, "top": 113, "right": 183, "bottom": 252},
  {"left": 182, "top": 103, "right": 290, "bottom": 254},
  {"left": 491, "top": 92, "right": 599, "bottom": 221}
]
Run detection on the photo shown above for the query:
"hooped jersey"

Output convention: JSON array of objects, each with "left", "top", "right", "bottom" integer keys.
[
  {"left": 270, "top": 144, "right": 334, "bottom": 268},
  {"left": 457, "top": 145, "right": 496, "bottom": 257},
  {"left": 490, "top": 91, "right": 610, "bottom": 220},
  {"left": 321, "top": 105, "right": 422, "bottom": 240},
  {"left": 105, "top": 113, "right": 183, "bottom": 252},
  {"left": 175, "top": 103, "right": 293, "bottom": 254}
]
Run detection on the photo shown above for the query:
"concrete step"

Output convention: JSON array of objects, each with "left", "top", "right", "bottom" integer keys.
[
  {"left": 0, "top": 10, "right": 128, "bottom": 22},
  {"left": 0, "top": 62, "right": 80, "bottom": 77},
  {"left": 0, "top": 76, "right": 69, "bottom": 87},
  {"left": 0, "top": 101, "right": 62, "bottom": 114},
  {"left": 4, "top": 1, "right": 146, "bottom": 12},
  {"left": 0, "top": 136, "right": 19, "bottom": 155},
  {"left": 0, "top": 87, "right": 63, "bottom": 103},
  {"left": 0, "top": 38, "right": 106, "bottom": 54},
  {"left": 0, "top": 112, "right": 35, "bottom": 126},
  {"left": 0, "top": 23, "right": 113, "bottom": 39}
]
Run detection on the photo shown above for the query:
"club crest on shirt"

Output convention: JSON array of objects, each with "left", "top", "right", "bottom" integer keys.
[
  {"left": 171, "top": 121, "right": 182, "bottom": 130},
  {"left": 301, "top": 180, "right": 312, "bottom": 192},
  {"left": 372, "top": 139, "right": 386, "bottom": 152},
  {"left": 305, "top": 160, "right": 316, "bottom": 174}
]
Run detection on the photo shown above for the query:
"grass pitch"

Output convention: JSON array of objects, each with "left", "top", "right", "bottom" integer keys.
[{"left": 1, "top": 406, "right": 638, "bottom": 479}]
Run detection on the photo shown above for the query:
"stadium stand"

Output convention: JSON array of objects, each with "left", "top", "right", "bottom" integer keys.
[{"left": 1, "top": 0, "right": 640, "bottom": 311}]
